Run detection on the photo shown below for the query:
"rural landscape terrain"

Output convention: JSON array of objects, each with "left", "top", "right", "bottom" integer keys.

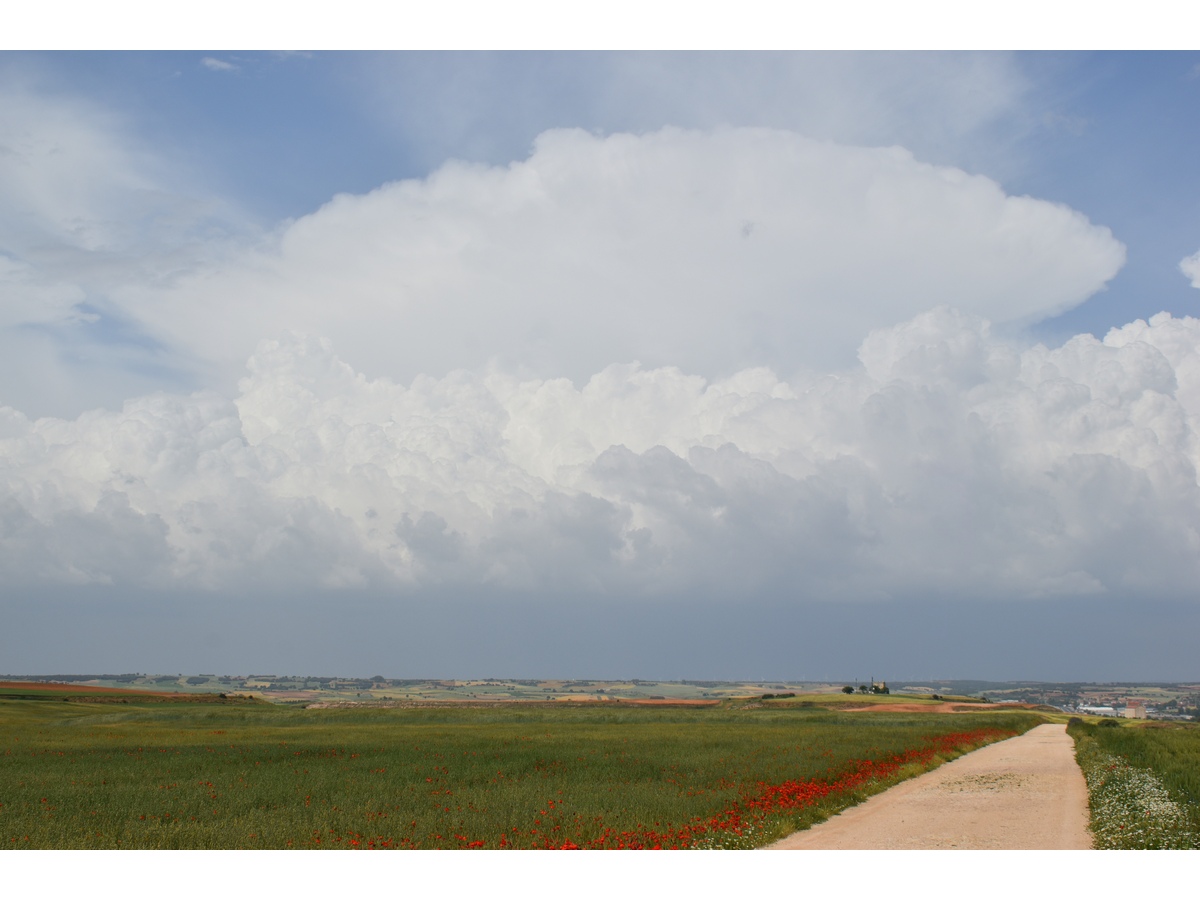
[
  {"left": 6, "top": 50, "right": 1200, "bottom": 862},
  {"left": 7, "top": 673, "right": 1199, "bottom": 714},
  {"left": 3, "top": 675, "right": 1197, "bottom": 849}
]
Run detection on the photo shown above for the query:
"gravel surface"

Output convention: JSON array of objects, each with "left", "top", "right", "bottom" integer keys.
[{"left": 764, "top": 723, "right": 1092, "bottom": 850}]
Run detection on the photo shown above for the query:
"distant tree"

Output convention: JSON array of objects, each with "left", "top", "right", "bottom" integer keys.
[{"left": 842, "top": 685, "right": 855, "bottom": 694}]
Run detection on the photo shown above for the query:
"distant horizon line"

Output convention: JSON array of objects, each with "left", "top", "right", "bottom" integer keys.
[{"left": 4, "top": 674, "right": 1196, "bottom": 686}]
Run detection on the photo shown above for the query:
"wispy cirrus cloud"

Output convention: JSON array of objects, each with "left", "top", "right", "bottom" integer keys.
[
  {"left": 0, "top": 80, "right": 256, "bottom": 414},
  {"left": 201, "top": 57, "right": 239, "bottom": 73},
  {"left": 356, "top": 52, "right": 1037, "bottom": 182}
]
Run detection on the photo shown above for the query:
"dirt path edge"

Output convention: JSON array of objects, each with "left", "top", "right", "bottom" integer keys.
[{"left": 764, "top": 723, "right": 1092, "bottom": 850}]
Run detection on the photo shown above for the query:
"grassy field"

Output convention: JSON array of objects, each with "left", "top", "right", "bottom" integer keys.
[
  {"left": 1068, "top": 718, "right": 1200, "bottom": 849},
  {"left": 1, "top": 696, "right": 1042, "bottom": 849}
]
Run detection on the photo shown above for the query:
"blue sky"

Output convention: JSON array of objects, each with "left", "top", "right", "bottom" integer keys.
[{"left": 3, "top": 49, "right": 1200, "bottom": 679}]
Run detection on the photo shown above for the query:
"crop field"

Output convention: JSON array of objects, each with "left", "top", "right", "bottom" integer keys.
[
  {"left": 1, "top": 696, "right": 1041, "bottom": 849},
  {"left": 1068, "top": 719, "right": 1200, "bottom": 849}
]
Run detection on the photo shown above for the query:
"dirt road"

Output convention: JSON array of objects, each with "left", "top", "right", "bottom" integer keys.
[{"left": 765, "top": 723, "right": 1092, "bottom": 849}]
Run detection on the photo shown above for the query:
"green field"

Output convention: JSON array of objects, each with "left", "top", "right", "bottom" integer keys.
[
  {"left": 1, "top": 697, "right": 1042, "bottom": 849},
  {"left": 1068, "top": 718, "right": 1200, "bottom": 849}
]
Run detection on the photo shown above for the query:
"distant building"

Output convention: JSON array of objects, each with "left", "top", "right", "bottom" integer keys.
[
  {"left": 1123, "top": 702, "right": 1147, "bottom": 719},
  {"left": 1078, "top": 705, "right": 1117, "bottom": 717}
]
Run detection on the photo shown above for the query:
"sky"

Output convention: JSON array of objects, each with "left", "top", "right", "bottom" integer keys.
[{"left": 2, "top": 43, "right": 1200, "bottom": 681}]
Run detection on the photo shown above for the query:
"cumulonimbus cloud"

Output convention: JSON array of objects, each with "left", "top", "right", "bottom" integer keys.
[
  {"left": 1, "top": 93, "right": 1127, "bottom": 417},
  {"left": 0, "top": 94, "right": 1173, "bottom": 605},
  {"left": 3, "top": 308, "right": 1198, "bottom": 602},
  {"left": 114, "top": 127, "right": 1126, "bottom": 389}
]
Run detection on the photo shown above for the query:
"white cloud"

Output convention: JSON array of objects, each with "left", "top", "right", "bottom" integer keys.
[
  {"left": 112, "top": 127, "right": 1125, "bottom": 392},
  {"left": 1181, "top": 248, "right": 1200, "bottom": 288},
  {"left": 201, "top": 57, "right": 238, "bottom": 73},
  {"left": 0, "top": 78, "right": 1125, "bottom": 416},
  {"left": 3, "top": 310, "right": 1199, "bottom": 602}
]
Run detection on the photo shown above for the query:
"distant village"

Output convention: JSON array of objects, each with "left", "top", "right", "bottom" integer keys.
[
  {"left": 995, "top": 687, "right": 1200, "bottom": 721},
  {"left": 898, "top": 681, "right": 1200, "bottom": 721},
  {"left": 1071, "top": 700, "right": 1195, "bottom": 721}
]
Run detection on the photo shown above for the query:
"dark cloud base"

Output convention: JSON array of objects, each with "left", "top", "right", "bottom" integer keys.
[{"left": 5, "top": 588, "right": 1195, "bottom": 683}]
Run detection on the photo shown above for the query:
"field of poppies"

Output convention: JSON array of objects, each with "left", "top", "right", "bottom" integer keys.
[{"left": 1, "top": 697, "right": 1040, "bottom": 849}]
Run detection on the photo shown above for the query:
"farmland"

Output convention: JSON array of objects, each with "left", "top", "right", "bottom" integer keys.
[
  {"left": 1, "top": 694, "right": 1040, "bottom": 849},
  {"left": 0, "top": 675, "right": 872, "bottom": 704}
]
